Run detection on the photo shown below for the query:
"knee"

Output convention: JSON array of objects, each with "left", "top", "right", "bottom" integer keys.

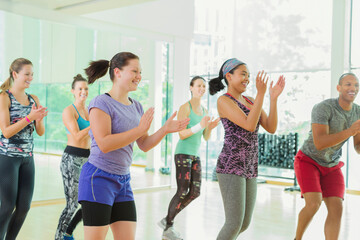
[
  {"left": 176, "top": 189, "right": 188, "bottom": 199},
  {"left": 239, "top": 220, "right": 251, "bottom": 233},
  {"left": 15, "top": 203, "right": 31, "bottom": 216},
  {"left": 305, "top": 200, "right": 321, "bottom": 214},
  {"left": 190, "top": 188, "right": 201, "bottom": 200}
]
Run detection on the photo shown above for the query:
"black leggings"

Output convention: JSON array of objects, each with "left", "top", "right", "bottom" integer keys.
[
  {"left": 0, "top": 155, "right": 35, "bottom": 240},
  {"left": 166, "top": 154, "right": 201, "bottom": 226}
]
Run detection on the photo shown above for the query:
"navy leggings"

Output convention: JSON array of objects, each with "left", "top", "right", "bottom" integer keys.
[
  {"left": 166, "top": 154, "right": 201, "bottom": 226},
  {"left": 0, "top": 155, "right": 35, "bottom": 240}
]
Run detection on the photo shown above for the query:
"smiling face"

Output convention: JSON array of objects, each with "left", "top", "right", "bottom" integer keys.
[
  {"left": 71, "top": 81, "right": 88, "bottom": 102},
  {"left": 114, "top": 59, "right": 142, "bottom": 92},
  {"left": 12, "top": 64, "right": 33, "bottom": 89},
  {"left": 337, "top": 75, "right": 359, "bottom": 103},
  {"left": 190, "top": 78, "right": 206, "bottom": 98},
  {"left": 226, "top": 64, "right": 250, "bottom": 93}
]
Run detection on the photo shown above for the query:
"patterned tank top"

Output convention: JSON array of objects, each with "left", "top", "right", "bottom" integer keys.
[
  {"left": 0, "top": 90, "right": 36, "bottom": 157},
  {"left": 216, "top": 93, "right": 260, "bottom": 179}
]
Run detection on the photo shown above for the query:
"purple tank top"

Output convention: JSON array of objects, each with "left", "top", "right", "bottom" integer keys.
[
  {"left": 88, "top": 94, "right": 144, "bottom": 175},
  {"left": 216, "top": 93, "right": 260, "bottom": 179}
]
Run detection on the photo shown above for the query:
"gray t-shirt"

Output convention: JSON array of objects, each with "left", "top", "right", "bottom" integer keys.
[
  {"left": 88, "top": 94, "right": 144, "bottom": 175},
  {"left": 301, "top": 98, "right": 360, "bottom": 167}
]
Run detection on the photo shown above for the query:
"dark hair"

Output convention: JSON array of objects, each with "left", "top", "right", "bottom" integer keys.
[
  {"left": 1, "top": 58, "right": 32, "bottom": 92},
  {"left": 208, "top": 61, "right": 245, "bottom": 95},
  {"left": 190, "top": 76, "right": 205, "bottom": 87},
  {"left": 338, "top": 72, "right": 359, "bottom": 85},
  {"left": 72, "top": 74, "right": 87, "bottom": 89},
  {"left": 85, "top": 52, "right": 139, "bottom": 84}
]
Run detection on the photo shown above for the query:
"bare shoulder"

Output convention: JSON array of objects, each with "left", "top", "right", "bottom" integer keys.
[
  {"left": 0, "top": 91, "right": 10, "bottom": 105},
  {"left": 179, "top": 102, "right": 191, "bottom": 114}
]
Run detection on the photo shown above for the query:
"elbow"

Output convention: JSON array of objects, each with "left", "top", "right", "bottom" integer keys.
[
  {"left": 37, "top": 132, "right": 45, "bottom": 136},
  {"left": 2, "top": 132, "right": 11, "bottom": 139},
  {"left": 138, "top": 143, "right": 150, "bottom": 152},
  {"left": 142, "top": 147, "right": 150, "bottom": 152},
  {"left": 98, "top": 143, "right": 110, "bottom": 153},
  {"left": 246, "top": 127, "right": 256, "bottom": 132},
  {"left": 313, "top": 142, "right": 325, "bottom": 151},
  {"left": 267, "top": 128, "right": 277, "bottom": 134}
]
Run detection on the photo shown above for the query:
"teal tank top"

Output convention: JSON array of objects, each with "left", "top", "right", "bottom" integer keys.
[
  {"left": 66, "top": 104, "right": 90, "bottom": 134},
  {"left": 174, "top": 102, "right": 205, "bottom": 157}
]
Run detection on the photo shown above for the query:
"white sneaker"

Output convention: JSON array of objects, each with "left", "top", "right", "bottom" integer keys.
[
  {"left": 162, "top": 227, "right": 182, "bottom": 240},
  {"left": 157, "top": 218, "right": 167, "bottom": 230}
]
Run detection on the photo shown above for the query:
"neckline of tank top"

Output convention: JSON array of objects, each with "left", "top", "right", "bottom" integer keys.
[
  {"left": 105, "top": 92, "right": 134, "bottom": 106},
  {"left": 189, "top": 101, "right": 204, "bottom": 117},
  {"left": 72, "top": 104, "right": 88, "bottom": 122},
  {"left": 225, "top": 93, "right": 253, "bottom": 110},
  {"left": 8, "top": 90, "right": 32, "bottom": 107}
]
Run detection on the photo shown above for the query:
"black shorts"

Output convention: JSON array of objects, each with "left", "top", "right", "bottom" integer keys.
[{"left": 80, "top": 200, "right": 137, "bottom": 226}]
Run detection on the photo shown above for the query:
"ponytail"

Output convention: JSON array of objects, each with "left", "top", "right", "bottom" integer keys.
[
  {"left": 0, "top": 77, "right": 12, "bottom": 93},
  {"left": 209, "top": 62, "right": 227, "bottom": 95},
  {"left": 85, "top": 52, "right": 139, "bottom": 85},
  {"left": 1, "top": 58, "right": 32, "bottom": 93},
  {"left": 85, "top": 60, "right": 109, "bottom": 84}
]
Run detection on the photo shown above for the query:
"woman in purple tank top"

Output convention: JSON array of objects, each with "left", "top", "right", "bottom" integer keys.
[
  {"left": 209, "top": 58, "right": 285, "bottom": 240},
  {"left": 77, "top": 52, "right": 189, "bottom": 240}
]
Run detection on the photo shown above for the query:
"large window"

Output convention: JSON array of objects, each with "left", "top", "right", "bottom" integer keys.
[
  {"left": 0, "top": 10, "right": 174, "bottom": 166},
  {"left": 191, "top": 0, "right": 333, "bottom": 181}
]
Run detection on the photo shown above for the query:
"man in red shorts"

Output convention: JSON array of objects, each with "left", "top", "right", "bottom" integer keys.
[{"left": 294, "top": 73, "right": 360, "bottom": 240}]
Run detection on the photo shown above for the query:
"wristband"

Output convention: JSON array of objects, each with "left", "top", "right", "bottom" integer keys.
[
  {"left": 25, "top": 116, "right": 31, "bottom": 123},
  {"left": 190, "top": 123, "right": 204, "bottom": 134}
]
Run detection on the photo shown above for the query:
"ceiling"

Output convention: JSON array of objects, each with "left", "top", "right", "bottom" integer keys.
[{"left": 2, "top": 0, "right": 157, "bottom": 15}]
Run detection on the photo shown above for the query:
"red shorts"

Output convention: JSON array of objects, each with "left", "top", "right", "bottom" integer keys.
[{"left": 294, "top": 150, "right": 345, "bottom": 199}]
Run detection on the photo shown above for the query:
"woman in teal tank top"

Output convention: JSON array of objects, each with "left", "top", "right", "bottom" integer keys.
[
  {"left": 159, "top": 76, "right": 220, "bottom": 240},
  {"left": 56, "top": 74, "right": 91, "bottom": 240}
]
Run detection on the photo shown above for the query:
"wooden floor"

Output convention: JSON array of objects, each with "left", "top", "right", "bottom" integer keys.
[
  {"left": 16, "top": 181, "right": 360, "bottom": 240},
  {"left": 13, "top": 154, "right": 360, "bottom": 239}
]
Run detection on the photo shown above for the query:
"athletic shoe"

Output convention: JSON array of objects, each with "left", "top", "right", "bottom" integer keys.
[
  {"left": 63, "top": 233, "right": 74, "bottom": 240},
  {"left": 158, "top": 217, "right": 167, "bottom": 230},
  {"left": 162, "top": 227, "right": 182, "bottom": 240}
]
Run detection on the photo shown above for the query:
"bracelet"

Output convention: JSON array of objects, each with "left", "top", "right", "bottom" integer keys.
[
  {"left": 190, "top": 123, "right": 204, "bottom": 134},
  {"left": 25, "top": 116, "right": 31, "bottom": 123}
]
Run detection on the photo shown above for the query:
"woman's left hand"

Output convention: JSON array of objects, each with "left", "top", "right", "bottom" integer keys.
[
  {"left": 269, "top": 75, "right": 285, "bottom": 99},
  {"left": 164, "top": 111, "right": 190, "bottom": 133}
]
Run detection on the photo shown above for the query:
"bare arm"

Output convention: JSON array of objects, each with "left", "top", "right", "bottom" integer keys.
[
  {"left": 90, "top": 107, "right": 152, "bottom": 154},
  {"left": 0, "top": 92, "right": 30, "bottom": 138},
  {"left": 177, "top": 103, "right": 193, "bottom": 140},
  {"left": 63, "top": 106, "right": 90, "bottom": 142},
  {"left": 217, "top": 71, "right": 267, "bottom": 132},
  {"left": 353, "top": 133, "right": 360, "bottom": 154},
  {"left": 136, "top": 111, "right": 190, "bottom": 152},
  {"left": 203, "top": 116, "right": 220, "bottom": 141},
  {"left": 312, "top": 120, "right": 360, "bottom": 151},
  {"left": 259, "top": 75, "right": 285, "bottom": 133},
  {"left": 31, "top": 95, "right": 46, "bottom": 136}
]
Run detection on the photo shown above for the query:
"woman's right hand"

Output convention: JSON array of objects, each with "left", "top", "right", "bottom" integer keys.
[
  {"left": 200, "top": 116, "right": 211, "bottom": 128},
  {"left": 256, "top": 70, "right": 268, "bottom": 96},
  {"left": 138, "top": 107, "right": 154, "bottom": 133},
  {"left": 28, "top": 104, "right": 48, "bottom": 122}
]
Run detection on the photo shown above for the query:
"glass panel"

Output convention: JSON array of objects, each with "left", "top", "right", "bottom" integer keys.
[{"left": 351, "top": 0, "right": 360, "bottom": 68}]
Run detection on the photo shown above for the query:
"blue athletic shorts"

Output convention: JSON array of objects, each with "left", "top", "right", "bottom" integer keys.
[{"left": 78, "top": 161, "right": 134, "bottom": 206}]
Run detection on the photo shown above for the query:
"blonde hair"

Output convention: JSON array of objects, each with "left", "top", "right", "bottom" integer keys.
[{"left": 1, "top": 58, "right": 33, "bottom": 92}]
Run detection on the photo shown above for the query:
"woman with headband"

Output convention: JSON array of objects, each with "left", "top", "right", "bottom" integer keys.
[
  {"left": 209, "top": 58, "right": 285, "bottom": 239},
  {"left": 159, "top": 76, "right": 220, "bottom": 240}
]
